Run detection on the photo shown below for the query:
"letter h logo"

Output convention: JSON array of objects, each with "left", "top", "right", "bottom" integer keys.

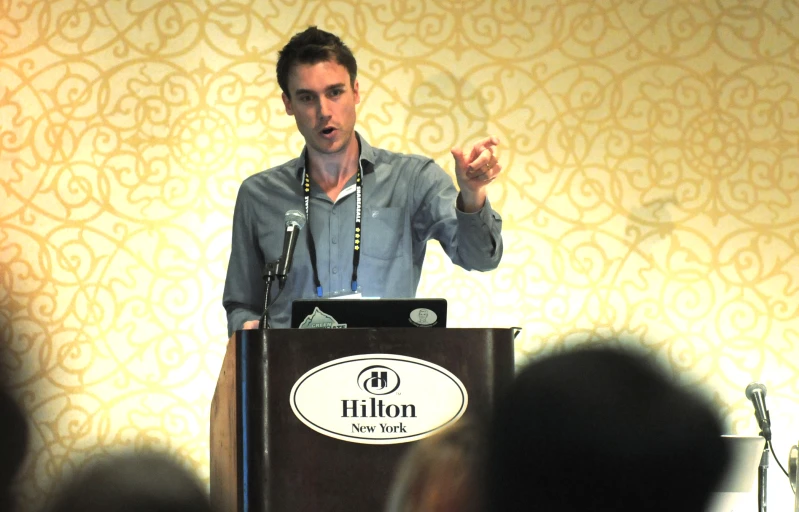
[
  {"left": 370, "top": 371, "right": 388, "bottom": 390},
  {"left": 358, "top": 365, "right": 400, "bottom": 395}
]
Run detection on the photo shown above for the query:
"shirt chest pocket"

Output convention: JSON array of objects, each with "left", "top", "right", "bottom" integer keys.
[{"left": 361, "top": 206, "right": 405, "bottom": 260}]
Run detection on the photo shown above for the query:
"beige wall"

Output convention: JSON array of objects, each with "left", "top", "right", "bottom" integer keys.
[{"left": 1, "top": 0, "right": 798, "bottom": 509}]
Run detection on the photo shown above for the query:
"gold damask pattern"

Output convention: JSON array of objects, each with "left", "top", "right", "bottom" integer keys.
[{"left": 1, "top": 0, "right": 798, "bottom": 509}]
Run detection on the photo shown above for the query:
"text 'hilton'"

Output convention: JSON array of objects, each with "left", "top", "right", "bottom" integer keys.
[{"left": 341, "top": 398, "right": 417, "bottom": 418}]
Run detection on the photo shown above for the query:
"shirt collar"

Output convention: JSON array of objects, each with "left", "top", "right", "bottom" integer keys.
[{"left": 294, "top": 131, "right": 375, "bottom": 181}]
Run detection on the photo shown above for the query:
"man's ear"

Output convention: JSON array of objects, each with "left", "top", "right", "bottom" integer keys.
[
  {"left": 353, "top": 80, "right": 360, "bottom": 105},
  {"left": 282, "top": 92, "right": 294, "bottom": 116}
]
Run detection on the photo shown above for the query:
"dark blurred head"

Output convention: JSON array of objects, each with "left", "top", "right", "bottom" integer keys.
[
  {"left": 276, "top": 26, "right": 357, "bottom": 99},
  {"left": 385, "top": 419, "right": 484, "bottom": 512},
  {"left": 47, "top": 451, "right": 213, "bottom": 512},
  {"left": 0, "top": 356, "right": 28, "bottom": 512},
  {"left": 485, "top": 346, "right": 730, "bottom": 512}
]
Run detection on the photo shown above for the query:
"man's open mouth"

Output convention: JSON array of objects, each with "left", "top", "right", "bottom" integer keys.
[{"left": 321, "top": 127, "right": 335, "bottom": 135}]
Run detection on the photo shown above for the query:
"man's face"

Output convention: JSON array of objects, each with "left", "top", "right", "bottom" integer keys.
[{"left": 282, "top": 60, "right": 360, "bottom": 158}]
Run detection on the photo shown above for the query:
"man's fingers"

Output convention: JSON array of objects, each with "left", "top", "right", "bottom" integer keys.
[
  {"left": 469, "top": 137, "right": 490, "bottom": 161},
  {"left": 467, "top": 148, "right": 495, "bottom": 176},
  {"left": 243, "top": 320, "right": 260, "bottom": 330},
  {"left": 451, "top": 147, "right": 468, "bottom": 170},
  {"left": 468, "top": 136, "right": 500, "bottom": 164},
  {"left": 456, "top": 136, "right": 502, "bottom": 183},
  {"left": 472, "top": 164, "right": 503, "bottom": 184},
  {"left": 478, "top": 136, "right": 500, "bottom": 151},
  {"left": 490, "top": 164, "right": 503, "bottom": 180}
]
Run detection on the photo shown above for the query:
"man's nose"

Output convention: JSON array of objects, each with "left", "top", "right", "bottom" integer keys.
[{"left": 318, "top": 97, "right": 332, "bottom": 119}]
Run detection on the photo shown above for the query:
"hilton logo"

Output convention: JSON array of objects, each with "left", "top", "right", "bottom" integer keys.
[
  {"left": 344, "top": 365, "right": 414, "bottom": 419},
  {"left": 290, "top": 354, "right": 469, "bottom": 444},
  {"left": 357, "top": 365, "right": 400, "bottom": 395}
]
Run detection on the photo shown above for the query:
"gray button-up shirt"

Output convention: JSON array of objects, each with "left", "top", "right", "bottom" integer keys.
[{"left": 223, "top": 135, "right": 503, "bottom": 334}]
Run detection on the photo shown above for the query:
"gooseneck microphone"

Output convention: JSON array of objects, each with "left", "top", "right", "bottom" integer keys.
[
  {"left": 746, "top": 382, "right": 773, "bottom": 512},
  {"left": 745, "top": 382, "right": 772, "bottom": 441},
  {"left": 276, "top": 210, "right": 307, "bottom": 289}
]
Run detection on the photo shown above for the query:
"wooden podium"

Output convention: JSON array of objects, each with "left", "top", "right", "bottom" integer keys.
[{"left": 210, "top": 328, "right": 515, "bottom": 512}]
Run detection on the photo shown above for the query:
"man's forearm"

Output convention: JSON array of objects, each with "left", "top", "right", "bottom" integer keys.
[
  {"left": 457, "top": 189, "right": 488, "bottom": 213},
  {"left": 458, "top": 188, "right": 487, "bottom": 213}
]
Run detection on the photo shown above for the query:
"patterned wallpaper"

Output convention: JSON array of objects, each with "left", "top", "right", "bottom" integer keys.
[{"left": 1, "top": 0, "right": 798, "bottom": 509}]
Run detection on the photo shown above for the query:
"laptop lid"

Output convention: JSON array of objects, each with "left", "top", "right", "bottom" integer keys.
[{"left": 291, "top": 298, "right": 447, "bottom": 329}]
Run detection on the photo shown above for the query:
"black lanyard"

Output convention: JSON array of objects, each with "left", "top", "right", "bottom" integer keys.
[{"left": 303, "top": 166, "right": 363, "bottom": 297}]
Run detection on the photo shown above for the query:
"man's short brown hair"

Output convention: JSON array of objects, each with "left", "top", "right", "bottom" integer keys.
[{"left": 276, "top": 26, "right": 358, "bottom": 98}]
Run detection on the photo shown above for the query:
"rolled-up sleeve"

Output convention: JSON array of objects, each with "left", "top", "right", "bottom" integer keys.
[
  {"left": 453, "top": 197, "right": 503, "bottom": 270},
  {"left": 223, "top": 182, "right": 265, "bottom": 337},
  {"left": 412, "top": 161, "right": 503, "bottom": 271}
]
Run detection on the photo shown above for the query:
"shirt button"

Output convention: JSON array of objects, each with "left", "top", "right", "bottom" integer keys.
[
  {"left": 332, "top": 211, "right": 337, "bottom": 216},
  {"left": 332, "top": 238, "right": 337, "bottom": 244},
  {"left": 332, "top": 267, "right": 338, "bottom": 274}
]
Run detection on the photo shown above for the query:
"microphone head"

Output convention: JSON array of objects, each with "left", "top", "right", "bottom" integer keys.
[
  {"left": 745, "top": 382, "right": 767, "bottom": 400},
  {"left": 285, "top": 209, "right": 307, "bottom": 230}
]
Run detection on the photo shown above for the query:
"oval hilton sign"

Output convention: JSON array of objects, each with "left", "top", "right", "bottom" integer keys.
[{"left": 290, "top": 354, "right": 468, "bottom": 444}]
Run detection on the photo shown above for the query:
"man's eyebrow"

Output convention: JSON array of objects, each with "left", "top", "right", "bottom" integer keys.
[{"left": 293, "top": 83, "right": 347, "bottom": 96}]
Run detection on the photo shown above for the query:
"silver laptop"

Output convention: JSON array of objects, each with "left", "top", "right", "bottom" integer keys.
[{"left": 705, "top": 436, "right": 765, "bottom": 512}]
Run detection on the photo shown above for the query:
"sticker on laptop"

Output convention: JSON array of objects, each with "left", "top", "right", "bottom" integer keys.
[
  {"left": 299, "top": 307, "right": 348, "bottom": 329},
  {"left": 409, "top": 308, "right": 437, "bottom": 327}
]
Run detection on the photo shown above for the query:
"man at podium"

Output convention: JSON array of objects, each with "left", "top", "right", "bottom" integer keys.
[{"left": 223, "top": 27, "right": 504, "bottom": 334}]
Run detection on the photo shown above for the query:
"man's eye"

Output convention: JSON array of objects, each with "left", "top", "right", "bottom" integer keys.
[{"left": 330, "top": 89, "right": 343, "bottom": 97}]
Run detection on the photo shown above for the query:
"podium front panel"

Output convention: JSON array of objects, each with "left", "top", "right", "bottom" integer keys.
[{"left": 213, "top": 327, "right": 514, "bottom": 512}]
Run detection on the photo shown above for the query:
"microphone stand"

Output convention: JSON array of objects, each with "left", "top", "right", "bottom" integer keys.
[
  {"left": 791, "top": 444, "right": 798, "bottom": 512},
  {"left": 758, "top": 433, "right": 770, "bottom": 512},
  {"left": 260, "top": 260, "right": 279, "bottom": 331}
]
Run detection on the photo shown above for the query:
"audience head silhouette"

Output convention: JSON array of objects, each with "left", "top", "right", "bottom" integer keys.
[
  {"left": 485, "top": 345, "right": 730, "bottom": 512},
  {"left": 385, "top": 419, "right": 484, "bottom": 512},
  {"left": 0, "top": 387, "right": 28, "bottom": 512},
  {"left": 47, "top": 451, "right": 213, "bottom": 512},
  {"left": 0, "top": 352, "right": 29, "bottom": 512}
]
